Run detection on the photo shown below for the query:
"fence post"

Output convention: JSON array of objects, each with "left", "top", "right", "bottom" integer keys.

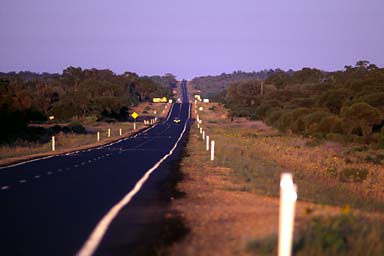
[
  {"left": 278, "top": 173, "right": 297, "bottom": 256},
  {"left": 211, "top": 140, "right": 215, "bottom": 160},
  {"left": 51, "top": 136, "right": 55, "bottom": 151},
  {"left": 206, "top": 135, "right": 210, "bottom": 151},
  {"left": 97, "top": 131, "right": 100, "bottom": 142}
]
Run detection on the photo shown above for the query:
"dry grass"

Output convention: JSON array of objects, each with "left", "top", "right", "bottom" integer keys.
[
  {"left": 170, "top": 111, "right": 344, "bottom": 256},
  {"left": 194, "top": 102, "right": 384, "bottom": 212},
  {"left": 170, "top": 100, "right": 384, "bottom": 255}
]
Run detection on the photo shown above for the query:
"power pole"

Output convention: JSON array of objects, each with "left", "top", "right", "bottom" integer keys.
[{"left": 260, "top": 81, "right": 264, "bottom": 96}]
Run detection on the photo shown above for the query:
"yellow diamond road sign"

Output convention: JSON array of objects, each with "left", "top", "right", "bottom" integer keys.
[{"left": 131, "top": 112, "right": 138, "bottom": 119}]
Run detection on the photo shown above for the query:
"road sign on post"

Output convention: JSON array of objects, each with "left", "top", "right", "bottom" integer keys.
[{"left": 131, "top": 112, "right": 139, "bottom": 130}]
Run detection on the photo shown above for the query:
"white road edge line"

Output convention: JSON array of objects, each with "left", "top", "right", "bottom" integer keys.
[
  {"left": 77, "top": 102, "right": 190, "bottom": 256},
  {"left": 0, "top": 155, "right": 54, "bottom": 170}
]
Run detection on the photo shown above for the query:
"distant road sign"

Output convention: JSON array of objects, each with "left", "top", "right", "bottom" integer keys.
[{"left": 131, "top": 112, "right": 139, "bottom": 119}]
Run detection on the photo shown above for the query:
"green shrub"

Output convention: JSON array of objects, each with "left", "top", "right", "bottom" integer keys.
[
  {"left": 341, "top": 103, "right": 383, "bottom": 141},
  {"left": 293, "top": 215, "right": 384, "bottom": 256},
  {"left": 318, "top": 115, "right": 343, "bottom": 134},
  {"left": 68, "top": 121, "right": 87, "bottom": 134},
  {"left": 265, "top": 109, "right": 284, "bottom": 127},
  {"left": 326, "top": 133, "right": 347, "bottom": 143},
  {"left": 302, "top": 111, "right": 332, "bottom": 132},
  {"left": 276, "top": 110, "right": 293, "bottom": 132},
  {"left": 339, "top": 168, "right": 368, "bottom": 183}
]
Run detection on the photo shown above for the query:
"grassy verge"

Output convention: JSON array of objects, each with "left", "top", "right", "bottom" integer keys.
[
  {"left": 195, "top": 102, "right": 384, "bottom": 212},
  {"left": 247, "top": 213, "right": 384, "bottom": 256}
]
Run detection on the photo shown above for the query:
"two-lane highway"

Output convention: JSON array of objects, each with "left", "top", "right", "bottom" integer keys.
[{"left": 0, "top": 81, "right": 191, "bottom": 255}]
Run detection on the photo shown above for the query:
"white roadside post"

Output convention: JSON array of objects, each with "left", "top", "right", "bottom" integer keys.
[
  {"left": 206, "top": 135, "right": 210, "bottom": 151},
  {"left": 97, "top": 131, "right": 100, "bottom": 142},
  {"left": 210, "top": 140, "right": 215, "bottom": 161},
  {"left": 202, "top": 130, "right": 205, "bottom": 141},
  {"left": 200, "top": 127, "right": 202, "bottom": 134},
  {"left": 197, "top": 123, "right": 200, "bottom": 129},
  {"left": 278, "top": 173, "right": 297, "bottom": 256},
  {"left": 51, "top": 136, "right": 55, "bottom": 151},
  {"left": 119, "top": 128, "right": 122, "bottom": 136},
  {"left": 134, "top": 122, "right": 136, "bottom": 130},
  {"left": 108, "top": 128, "right": 111, "bottom": 137}
]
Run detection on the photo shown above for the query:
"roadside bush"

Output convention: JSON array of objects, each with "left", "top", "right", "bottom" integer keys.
[
  {"left": 339, "top": 168, "right": 368, "bottom": 183},
  {"left": 289, "top": 108, "right": 312, "bottom": 133},
  {"left": 326, "top": 133, "right": 348, "bottom": 144},
  {"left": 275, "top": 110, "right": 293, "bottom": 132},
  {"left": 318, "top": 115, "right": 343, "bottom": 134},
  {"left": 254, "top": 100, "right": 281, "bottom": 119},
  {"left": 302, "top": 111, "right": 332, "bottom": 133},
  {"left": 341, "top": 103, "right": 383, "bottom": 141},
  {"left": 293, "top": 215, "right": 384, "bottom": 256},
  {"left": 68, "top": 121, "right": 87, "bottom": 134},
  {"left": 265, "top": 109, "right": 284, "bottom": 127}
]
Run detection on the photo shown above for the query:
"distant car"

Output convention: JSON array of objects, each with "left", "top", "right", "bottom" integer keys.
[{"left": 173, "top": 117, "right": 181, "bottom": 124}]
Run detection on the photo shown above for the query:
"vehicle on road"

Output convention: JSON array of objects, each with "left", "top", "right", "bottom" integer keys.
[{"left": 173, "top": 117, "right": 181, "bottom": 124}]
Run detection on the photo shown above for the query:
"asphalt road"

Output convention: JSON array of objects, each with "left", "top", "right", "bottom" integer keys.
[{"left": 0, "top": 82, "right": 190, "bottom": 255}]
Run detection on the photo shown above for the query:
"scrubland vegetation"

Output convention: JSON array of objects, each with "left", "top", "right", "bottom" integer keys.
[
  {"left": 193, "top": 99, "right": 384, "bottom": 255},
  {"left": 206, "top": 61, "right": 384, "bottom": 147}
]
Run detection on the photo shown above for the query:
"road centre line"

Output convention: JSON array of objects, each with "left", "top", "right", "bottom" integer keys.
[{"left": 77, "top": 103, "right": 190, "bottom": 256}]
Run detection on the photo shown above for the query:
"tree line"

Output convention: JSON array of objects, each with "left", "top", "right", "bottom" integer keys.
[
  {"left": 190, "top": 70, "right": 282, "bottom": 98},
  {"left": 0, "top": 67, "right": 175, "bottom": 143},
  {"left": 216, "top": 61, "right": 384, "bottom": 145}
]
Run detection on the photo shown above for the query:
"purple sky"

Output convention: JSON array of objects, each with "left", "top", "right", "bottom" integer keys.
[{"left": 1, "top": 0, "right": 383, "bottom": 79}]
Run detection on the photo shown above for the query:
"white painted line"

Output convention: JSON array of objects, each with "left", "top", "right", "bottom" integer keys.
[
  {"left": 78, "top": 103, "right": 190, "bottom": 256},
  {"left": 88, "top": 160, "right": 92, "bottom": 163},
  {"left": 1, "top": 186, "right": 9, "bottom": 190},
  {"left": 47, "top": 172, "right": 52, "bottom": 175},
  {"left": 19, "top": 179, "right": 27, "bottom": 183},
  {"left": 66, "top": 167, "right": 71, "bottom": 170},
  {"left": 58, "top": 169, "right": 63, "bottom": 172},
  {"left": 74, "top": 164, "right": 79, "bottom": 168},
  {"left": 0, "top": 155, "right": 54, "bottom": 170},
  {"left": 81, "top": 162, "right": 86, "bottom": 165},
  {"left": 35, "top": 175, "right": 40, "bottom": 179}
]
